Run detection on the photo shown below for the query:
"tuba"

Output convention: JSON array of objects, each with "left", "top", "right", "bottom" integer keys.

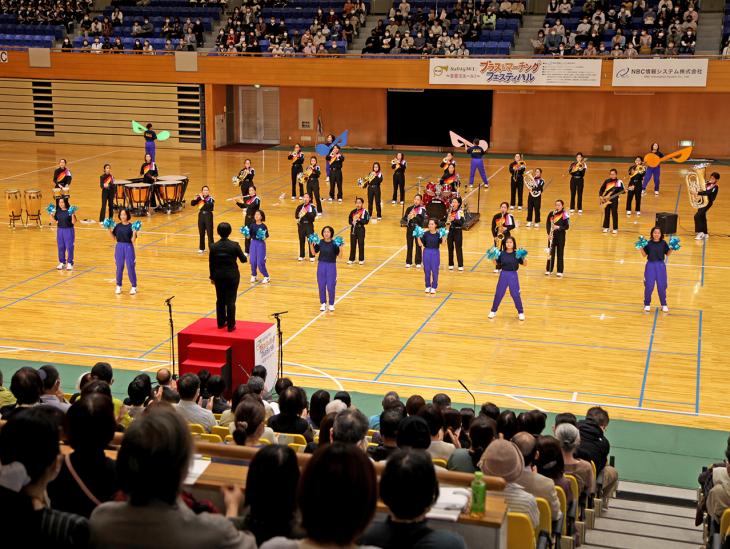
[
  {"left": 524, "top": 170, "right": 541, "bottom": 198},
  {"left": 686, "top": 164, "right": 710, "bottom": 209}
]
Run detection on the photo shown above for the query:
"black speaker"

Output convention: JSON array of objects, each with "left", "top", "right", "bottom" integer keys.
[{"left": 656, "top": 212, "right": 678, "bottom": 234}]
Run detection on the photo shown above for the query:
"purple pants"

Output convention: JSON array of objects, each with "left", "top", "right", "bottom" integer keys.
[
  {"left": 57, "top": 227, "right": 74, "bottom": 265},
  {"left": 250, "top": 238, "right": 269, "bottom": 277},
  {"left": 469, "top": 158, "right": 488, "bottom": 186},
  {"left": 491, "top": 270, "right": 523, "bottom": 314},
  {"left": 642, "top": 165, "right": 660, "bottom": 192},
  {"left": 644, "top": 260, "right": 668, "bottom": 306},
  {"left": 145, "top": 140, "right": 156, "bottom": 161},
  {"left": 115, "top": 242, "right": 137, "bottom": 287},
  {"left": 317, "top": 261, "right": 337, "bottom": 305},
  {"left": 325, "top": 161, "right": 331, "bottom": 178},
  {"left": 423, "top": 248, "right": 440, "bottom": 289}
]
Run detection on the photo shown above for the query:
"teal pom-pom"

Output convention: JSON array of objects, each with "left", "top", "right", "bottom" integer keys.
[
  {"left": 334, "top": 236, "right": 345, "bottom": 247},
  {"left": 308, "top": 233, "right": 320, "bottom": 244},
  {"left": 240, "top": 225, "right": 250, "bottom": 237},
  {"left": 102, "top": 217, "right": 115, "bottom": 229},
  {"left": 46, "top": 204, "right": 56, "bottom": 215},
  {"left": 256, "top": 227, "right": 267, "bottom": 241},
  {"left": 634, "top": 236, "right": 649, "bottom": 249},
  {"left": 438, "top": 227, "right": 447, "bottom": 238},
  {"left": 669, "top": 236, "right": 681, "bottom": 251},
  {"left": 486, "top": 246, "right": 501, "bottom": 261},
  {"left": 68, "top": 205, "right": 78, "bottom": 215},
  {"left": 131, "top": 220, "right": 142, "bottom": 232},
  {"left": 412, "top": 226, "right": 425, "bottom": 238},
  {"left": 515, "top": 248, "right": 528, "bottom": 259}
]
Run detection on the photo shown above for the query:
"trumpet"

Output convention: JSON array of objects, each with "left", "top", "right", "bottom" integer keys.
[
  {"left": 628, "top": 163, "right": 647, "bottom": 177},
  {"left": 356, "top": 172, "right": 376, "bottom": 189},
  {"left": 391, "top": 158, "right": 400, "bottom": 169},
  {"left": 570, "top": 159, "right": 587, "bottom": 174},
  {"left": 686, "top": 163, "right": 710, "bottom": 209},
  {"left": 524, "top": 171, "right": 542, "bottom": 198}
]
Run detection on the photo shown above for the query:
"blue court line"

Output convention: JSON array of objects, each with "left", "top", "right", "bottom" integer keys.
[
  {"left": 26, "top": 297, "right": 206, "bottom": 316},
  {"left": 638, "top": 307, "right": 659, "bottom": 408},
  {"left": 373, "top": 293, "right": 452, "bottom": 381},
  {"left": 420, "top": 329, "right": 695, "bottom": 357},
  {"left": 695, "top": 310, "right": 703, "bottom": 415},
  {"left": 0, "top": 268, "right": 95, "bottom": 311},
  {"left": 0, "top": 268, "right": 57, "bottom": 293},
  {"left": 470, "top": 253, "right": 488, "bottom": 272},
  {"left": 700, "top": 238, "right": 706, "bottom": 287}
]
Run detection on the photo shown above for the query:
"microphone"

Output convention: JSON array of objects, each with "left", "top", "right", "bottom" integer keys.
[
  {"left": 270, "top": 311, "right": 289, "bottom": 317},
  {"left": 458, "top": 379, "right": 477, "bottom": 412},
  {"left": 165, "top": 296, "right": 175, "bottom": 305}
]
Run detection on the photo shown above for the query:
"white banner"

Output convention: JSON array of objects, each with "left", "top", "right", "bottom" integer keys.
[
  {"left": 254, "top": 324, "right": 277, "bottom": 392},
  {"left": 612, "top": 58, "right": 708, "bottom": 87},
  {"left": 428, "top": 58, "right": 602, "bottom": 87}
]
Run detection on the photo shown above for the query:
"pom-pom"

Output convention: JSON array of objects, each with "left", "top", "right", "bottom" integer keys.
[
  {"left": 438, "top": 227, "right": 447, "bottom": 239},
  {"left": 102, "top": 217, "right": 115, "bottom": 229},
  {"left": 240, "top": 225, "right": 250, "bottom": 237},
  {"left": 486, "top": 246, "right": 501, "bottom": 261},
  {"left": 669, "top": 236, "right": 681, "bottom": 251},
  {"left": 634, "top": 236, "right": 649, "bottom": 249},
  {"left": 256, "top": 227, "right": 267, "bottom": 241},
  {"left": 308, "top": 233, "right": 320, "bottom": 244},
  {"left": 131, "top": 220, "right": 142, "bottom": 232},
  {"left": 334, "top": 236, "right": 345, "bottom": 248},
  {"left": 515, "top": 248, "right": 528, "bottom": 260},
  {"left": 46, "top": 204, "right": 56, "bottom": 215},
  {"left": 68, "top": 205, "right": 78, "bottom": 215},
  {"left": 412, "top": 226, "right": 425, "bottom": 238}
]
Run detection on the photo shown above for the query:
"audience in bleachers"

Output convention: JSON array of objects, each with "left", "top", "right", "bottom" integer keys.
[
  {"left": 176, "top": 372, "right": 217, "bottom": 432},
  {"left": 0, "top": 370, "right": 15, "bottom": 408}
]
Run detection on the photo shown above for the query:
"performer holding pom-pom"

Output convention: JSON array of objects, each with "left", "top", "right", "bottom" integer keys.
[
  {"left": 108, "top": 208, "right": 139, "bottom": 295},
  {"left": 487, "top": 236, "right": 527, "bottom": 321},
  {"left": 246, "top": 210, "right": 270, "bottom": 284},
  {"left": 309, "top": 227, "right": 343, "bottom": 312},
  {"left": 50, "top": 198, "right": 76, "bottom": 271},
  {"left": 637, "top": 227, "right": 678, "bottom": 313},
  {"left": 417, "top": 219, "right": 445, "bottom": 294}
]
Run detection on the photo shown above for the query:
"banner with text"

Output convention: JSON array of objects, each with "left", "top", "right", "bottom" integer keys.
[
  {"left": 612, "top": 58, "right": 708, "bottom": 87},
  {"left": 428, "top": 58, "right": 602, "bottom": 87}
]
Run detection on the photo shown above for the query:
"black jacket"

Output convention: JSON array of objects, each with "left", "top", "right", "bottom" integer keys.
[
  {"left": 209, "top": 238, "right": 246, "bottom": 280},
  {"left": 575, "top": 418, "right": 610, "bottom": 473}
]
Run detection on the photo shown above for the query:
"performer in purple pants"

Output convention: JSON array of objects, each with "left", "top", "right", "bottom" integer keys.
[
  {"left": 311, "top": 225, "right": 339, "bottom": 312},
  {"left": 418, "top": 219, "right": 444, "bottom": 294},
  {"left": 488, "top": 236, "right": 526, "bottom": 321},
  {"left": 642, "top": 142, "right": 662, "bottom": 195},
  {"left": 144, "top": 123, "right": 157, "bottom": 161},
  {"left": 52, "top": 198, "right": 76, "bottom": 271},
  {"left": 639, "top": 226, "right": 672, "bottom": 312},
  {"left": 110, "top": 208, "right": 138, "bottom": 295},
  {"left": 467, "top": 141, "right": 488, "bottom": 187},
  {"left": 247, "top": 209, "right": 270, "bottom": 283}
]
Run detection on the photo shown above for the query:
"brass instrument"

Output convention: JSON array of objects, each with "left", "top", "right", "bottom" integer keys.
[
  {"left": 391, "top": 158, "right": 400, "bottom": 170},
  {"left": 232, "top": 167, "right": 251, "bottom": 186},
  {"left": 524, "top": 170, "right": 541, "bottom": 198},
  {"left": 511, "top": 160, "right": 527, "bottom": 182},
  {"left": 570, "top": 159, "right": 587, "bottom": 174},
  {"left": 356, "top": 172, "right": 376, "bottom": 189},
  {"left": 298, "top": 166, "right": 314, "bottom": 186},
  {"left": 494, "top": 229, "right": 505, "bottom": 248},
  {"left": 686, "top": 163, "right": 710, "bottom": 209},
  {"left": 545, "top": 209, "right": 559, "bottom": 257}
]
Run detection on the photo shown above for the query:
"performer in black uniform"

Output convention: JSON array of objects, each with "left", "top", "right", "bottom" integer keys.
[
  {"left": 391, "top": 152, "right": 407, "bottom": 204},
  {"left": 191, "top": 185, "right": 214, "bottom": 253},
  {"left": 295, "top": 193, "right": 318, "bottom": 261},
  {"left": 235, "top": 159, "right": 255, "bottom": 198},
  {"left": 545, "top": 199, "right": 570, "bottom": 277},
  {"left": 626, "top": 156, "right": 645, "bottom": 217},
  {"left": 525, "top": 167, "right": 545, "bottom": 228},
  {"left": 694, "top": 171, "right": 720, "bottom": 240},
  {"left": 404, "top": 193, "right": 427, "bottom": 268},
  {"left": 568, "top": 152, "right": 587, "bottom": 213},
  {"left": 348, "top": 197, "right": 370, "bottom": 264},
  {"left": 366, "top": 162, "right": 384, "bottom": 220},
  {"left": 53, "top": 158, "right": 72, "bottom": 208},
  {"left": 447, "top": 198, "right": 464, "bottom": 271},
  {"left": 288, "top": 143, "right": 305, "bottom": 199},
  {"left": 209, "top": 222, "right": 247, "bottom": 332},
  {"left": 236, "top": 186, "right": 260, "bottom": 255},
  {"left": 599, "top": 169, "right": 625, "bottom": 234},
  {"left": 140, "top": 153, "right": 158, "bottom": 208},
  {"left": 508, "top": 153, "right": 526, "bottom": 210},
  {"left": 327, "top": 145, "right": 345, "bottom": 202},
  {"left": 99, "top": 163, "right": 115, "bottom": 223},
  {"left": 306, "top": 157, "right": 323, "bottom": 215}
]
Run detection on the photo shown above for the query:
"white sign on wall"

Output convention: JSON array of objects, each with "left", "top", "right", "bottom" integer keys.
[{"left": 612, "top": 58, "right": 708, "bottom": 87}]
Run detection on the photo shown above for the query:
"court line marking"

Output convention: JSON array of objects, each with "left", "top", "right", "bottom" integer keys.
[
  {"left": 0, "top": 268, "right": 58, "bottom": 293},
  {"left": 0, "top": 149, "right": 123, "bottom": 182},
  {"left": 638, "top": 307, "right": 659, "bottom": 408},
  {"left": 373, "top": 293, "right": 453, "bottom": 382},
  {"left": 0, "top": 268, "right": 95, "bottom": 311},
  {"left": 282, "top": 245, "right": 406, "bottom": 347},
  {"left": 695, "top": 311, "right": 703, "bottom": 415},
  {"left": 700, "top": 238, "right": 706, "bottom": 286},
  {"left": 281, "top": 361, "right": 344, "bottom": 391},
  {"left": 0, "top": 346, "right": 167, "bottom": 364}
]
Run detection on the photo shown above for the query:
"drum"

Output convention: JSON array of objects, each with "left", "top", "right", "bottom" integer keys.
[
  {"left": 124, "top": 183, "right": 152, "bottom": 216},
  {"left": 157, "top": 175, "right": 188, "bottom": 209},
  {"left": 5, "top": 189, "right": 23, "bottom": 227},
  {"left": 114, "top": 179, "right": 132, "bottom": 209},
  {"left": 426, "top": 200, "right": 447, "bottom": 223},
  {"left": 155, "top": 180, "right": 185, "bottom": 213},
  {"left": 24, "top": 189, "right": 43, "bottom": 227},
  {"left": 423, "top": 181, "right": 436, "bottom": 205}
]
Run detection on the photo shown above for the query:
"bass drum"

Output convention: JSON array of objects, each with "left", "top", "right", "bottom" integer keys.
[{"left": 426, "top": 200, "right": 448, "bottom": 224}]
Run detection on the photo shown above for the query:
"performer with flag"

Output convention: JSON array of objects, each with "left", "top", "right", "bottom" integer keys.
[
  {"left": 143, "top": 123, "right": 157, "bottom": 161},
  {"left": 467, "top": 139, "right": 489, "bottom": 188},
  {"left": 191, "top": 185, "right": 215, "bottom": 253}
]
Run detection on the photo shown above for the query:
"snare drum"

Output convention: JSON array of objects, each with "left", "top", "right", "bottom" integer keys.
[
  {"left": 5, "top": 189, "right": 23, "bottom": 227},
  {"left": 24, "top": 189, "right": 43, "bottom": 226},
  {"left": 124, "top": 183, "right": 152, "bottom": 216}
]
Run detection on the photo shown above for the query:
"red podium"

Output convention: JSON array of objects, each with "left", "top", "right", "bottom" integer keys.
[{"left": 178, "top": 318, "right": 277, "bottom": 395}]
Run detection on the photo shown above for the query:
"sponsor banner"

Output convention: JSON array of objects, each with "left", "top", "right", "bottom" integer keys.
[
  {"left": 428, "top": 58, "right": 602, "bottom": 87},
  {"left": 254, "top": 324, "right": 277, "bottom": 391},
  {"left": 612, "top": 58, "right": 708, "bottom": 87}
]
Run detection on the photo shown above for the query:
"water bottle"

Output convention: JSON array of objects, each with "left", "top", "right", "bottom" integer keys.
[{"left": 470, "top": 471, "right": 487, "bottom": 516}]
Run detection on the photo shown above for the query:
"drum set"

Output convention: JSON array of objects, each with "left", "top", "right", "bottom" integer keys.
[
  {"left": 113, "top": 175, "right": 189, "bottom": 216},
  {"left": 423, "top": 181, "right": 458, "bottom": 222}
]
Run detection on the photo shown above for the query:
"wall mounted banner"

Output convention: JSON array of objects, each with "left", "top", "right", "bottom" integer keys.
[
  {"left": 428, "top": 58, "right": 602, "bottom": 87},
  {"left": 612, "top": 58, "right": 708, "bottom": 87}
]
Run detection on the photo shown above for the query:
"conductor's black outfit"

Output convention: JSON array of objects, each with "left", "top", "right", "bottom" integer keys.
[{"left": 209, "top": 237, "right": 247, "bottom": 331}]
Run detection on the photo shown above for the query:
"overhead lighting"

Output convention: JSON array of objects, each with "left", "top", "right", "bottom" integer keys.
[
  {"left": 679, "top": 140, "right": 694, "bottom": 147},
  {"left": 253, "top": 84, "right": 261, "bottom": 89}
]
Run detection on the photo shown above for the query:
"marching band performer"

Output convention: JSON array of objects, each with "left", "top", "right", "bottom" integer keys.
[
  {"left": 191, "top": 185, "right": 215, "bottom": 253},
  {"left": 295, "top": 193, "right": 318, "bottom": 261},
  {"left": 488, "top": 236, "right": 526, "bottom": 321},
  {"left": 236, "top": 186, "right": 260, "bottom": 255},
  {"left": 568, "top": 152, "right": 587, "bottom": 214},
  {"left": 51, "top": 198, "right": 76, "bottom": 271},
  {"left": 327, "top": 145, "right": 345, "bottom": 202},
  {"left": 247, "top": 209, "right": 270, "bottom": 284},
  {"left": 440, "top": 163, "right": 460, "bottom": 195},
  {"left": 525, "top": 167, "right": 545, "bottom": 228},
  {"left": 288, "top": 143, "right": 305, "bottom": 200},
  {"left": 235, "top": 159, "right": 256, "bottom": 198},
  {"left": 642, "top": 142, "right": 662, "bottom": 196},
  {"left": 323, "top": 134, "right": 335, "bottom": 183},
  {"left": 508, "top": 153, "right": 526, "bottom": 210},
  {"left": 599, "top": 169, "right": 625, "bottom": 234},
  {"left": 348, "top": 197, "right": 370, "bottom": 264},
  {"left": 306, "top": 157, "right": 324, "bottom": 215},
  {"left": 491, "top": 202, "right": 515, "bottom": 273},
  {"left": 694, "top": 171, "right": 720, "bottom": 240},
  {"left": 99, "top": 163, "right": 115, "bottom": 223},
  {"left": 366, "top": 161, "right": 384, "bottom": 220},
  {"left": 626, "top": 157, "right": 644, "bottom": 217},
  {"left": 404, "top": 194, "right": 427, "bottom": 268},
  {"left": 418, "top": 218, "right": 444, "bottom": 294},
  {"left": 110, "top": 208, "right": 138, "bottom": 295},
  {"left": 440, "top": 152, "right": 456, "bottom": 176},
  {"left": 143, "top": 123, "right": 157, "bottom": 161},
  {"left": 447, "top": 198, "right": 464, "bottom": 271},
  {"left": 467, "top": 139, "right": 488, "bottom": 188},
  {"left": 545, "top": 199, "right": 569, "bottom": 277},
  {"left": 53, "top": 158, "right": 72, "bottom": 207},
  {"left": 140, "top": 153, "right": 158, "bottom": 208},
  {"left": 639, "top": 227, "right": 673, "bottom": 312},
  {"left": 391, "top": 152, "right": 407, "bottom": 205},
  {"left": 310, "top": 226, "right": 340, "bottom": 311}
]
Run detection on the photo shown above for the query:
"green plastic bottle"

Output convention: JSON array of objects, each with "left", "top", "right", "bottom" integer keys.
[{"left": 470, "top": 471, "right": 487, "bottom": 516}]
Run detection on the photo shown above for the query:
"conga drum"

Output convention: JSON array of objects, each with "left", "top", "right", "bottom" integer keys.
[
  {"left": 24, "top": 189, "right": 43, "bottom": 227},
  {"left": 114, "top": 179, "right": 132, "bottom": 210},
  {"left": 124, "top": 183, "right": 152, "bottom": 216},
  {"left": 5, "top": 189, "right": 23, "bottom": 227}
]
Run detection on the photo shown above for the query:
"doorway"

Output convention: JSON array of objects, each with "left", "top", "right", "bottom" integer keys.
[{"left": 237, "top": 86, "right": 280, "bottom": 144}]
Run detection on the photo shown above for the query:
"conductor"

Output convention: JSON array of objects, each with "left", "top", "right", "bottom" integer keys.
[{"left": 209, "top": 222, "right": 247, "bottom": 331}]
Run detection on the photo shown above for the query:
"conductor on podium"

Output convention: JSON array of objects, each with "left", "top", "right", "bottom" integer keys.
[{"left": 209, "top": 222, "right": 247, "bottom": 331}]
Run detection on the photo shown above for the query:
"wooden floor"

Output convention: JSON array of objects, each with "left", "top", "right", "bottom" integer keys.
[{"left": 1, "top": 141, "right": 728, "bottom": 430}]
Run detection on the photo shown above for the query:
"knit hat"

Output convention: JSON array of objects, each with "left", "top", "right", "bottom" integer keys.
[{"left": 480, "top": 439, "right": 524, "bottom": 482}]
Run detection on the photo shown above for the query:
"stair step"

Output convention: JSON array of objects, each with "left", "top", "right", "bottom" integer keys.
[
  {"left": 188, "top": 342, "right": 231, "bottom": 353},
  {"left": 187, "top": 342, "right": 231, "bottom": 361},
  {"left": 610, "top": 498, "right": 696, "bottom": 518},
  {"left": 594, "top": 517, "right": 701, "bottom": 543},
  {"left": 603, "top": 507, "right": 699, "bottom": 529},
  {"left": 180, "top": 359, "right": 227, "bottom": 372},
  {"left": 585, "top": 528, "right": 701, "bottom": 549}
]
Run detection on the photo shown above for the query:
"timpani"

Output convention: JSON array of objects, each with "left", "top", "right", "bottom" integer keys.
[
  {"left": 24, "top": 189, "right": 43, "bottom": 227},
  {"left": 124, "top": 183, "right": 153, "bottom": 216},
  {"left": 114, "top": 179, "right": 132, "bottom": 210}
]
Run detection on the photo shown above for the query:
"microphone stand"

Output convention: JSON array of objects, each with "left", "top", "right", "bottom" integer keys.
[
  {"left": 165, "top": 296, "right": 176, "bottom": 378},
  {"left": 458, "top": 379, "right": 477, "bottom": 412},
  {"left": 270, "top": 311, "right": 288, "bottom": 380}
]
